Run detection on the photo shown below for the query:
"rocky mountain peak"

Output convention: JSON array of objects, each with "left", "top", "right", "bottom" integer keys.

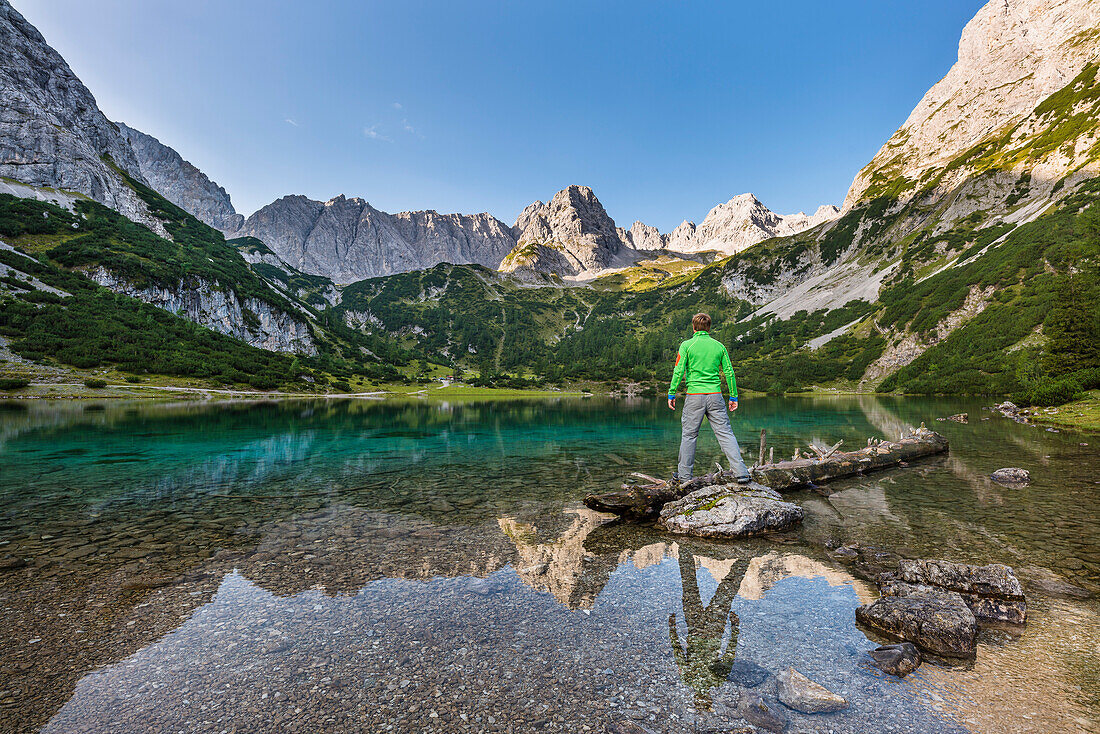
[
  {"left": 503, "top": 185, "right": 633, "bottom": 278},
  {"left": 845, "top": 0, "right": 1100, "bottom": 208},
  {"left": 0, "top": 0, "right": 166, "bottom": 234},
  {"left": 627, "top": 220, "right": 665, "bottom": 251},
  {"left": 664, "top": 193, "right": 839, "bottom": 256}
]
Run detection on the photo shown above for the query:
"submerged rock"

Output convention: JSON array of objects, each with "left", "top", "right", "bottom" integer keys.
[
  {"left": 898, "top": 559, "right": 1027, "bottom": 624},
  {"left": 776, "top": 667, "right": 848, "bottom": 713},
  {"left": 991, "top": 467, "right": 1030, "bottom": 485},
  {"left": 828, "top": 542, "right": 904, "bottom": 584},
  {"left": 738, "top": 693, "right": 787, "bottom": 733},
  {"left": 1017, "top": 566, "right": 1092, "bottom": 600},
  {"left": 946, "top": 413, "right": 969, "bottom": 423},
  {"left": 656, "top": 484, "right": 803, "bottom": 538},
  {"left": 869, "top": 642, "right": 922, "bottom": 677},
  {"left": 0, "top": 556, "right": 27, "bottom": 572},
  {"left": 856, "top": 581, "right": 977, "bottom": 658}
]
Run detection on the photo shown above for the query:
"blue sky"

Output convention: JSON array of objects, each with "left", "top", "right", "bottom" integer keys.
[{"left": 20, "top": 0, "right": 985, "bottom": 231}]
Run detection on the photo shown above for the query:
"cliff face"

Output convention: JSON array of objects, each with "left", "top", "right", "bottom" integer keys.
[
  {"left": 0, "top": 0, "right": 166, "bottom": 236},
  {"left": 88, "top": 268, "right": 317, "bottom": 355},
  {"left": 117, "top": 123, "right": 244, "bottom": 233},
  {"left": 235, "top": 194, "right": 517, "bottom": 283},
  {"left": 845, "top": 0, "right": 1100, "bottom": 209}
]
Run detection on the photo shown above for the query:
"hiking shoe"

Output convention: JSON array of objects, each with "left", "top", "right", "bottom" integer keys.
[{"left": 735, "top": 475, "right": 752, "bottom": 484}]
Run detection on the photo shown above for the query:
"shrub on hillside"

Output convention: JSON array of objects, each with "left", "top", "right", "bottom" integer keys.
[
  {"left": 1072, "top": 366, "right": 1100, "bottom": 391},
  {"left": 248, "top": 375, "right": 279, "bottom": 391},
  {"left": 1015, "top": 376, "right": 1082, "bottom": 407},
  {"left": 83, "top": 378, "right": 107, "bottom": 389},
  {"left": 0, "top": 378, "right": 30, "bottom": 390}
]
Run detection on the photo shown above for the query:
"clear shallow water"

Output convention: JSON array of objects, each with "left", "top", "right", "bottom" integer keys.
[{"left": 0, "top": 396, "right": 1097, "bottom": 733}]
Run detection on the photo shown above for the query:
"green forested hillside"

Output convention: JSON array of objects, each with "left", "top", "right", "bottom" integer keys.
[
  {"left": 879, "top": 179, "right": 1100, "bottom": 399},
  {"left": 0, "top": 190, "right": 400, "bottom": 389}
]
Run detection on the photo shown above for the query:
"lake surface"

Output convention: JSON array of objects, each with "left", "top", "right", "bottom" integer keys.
[{"left": 0, "top": 396, "right": 1097, "bottom": 733}]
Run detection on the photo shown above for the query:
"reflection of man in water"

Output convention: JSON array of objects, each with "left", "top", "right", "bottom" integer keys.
[
  {"left": 668, "top": 551, "right": 747, "bottom": 703},
  {"left": 667, "top": 312, "right": 751, "bottom": 483}
]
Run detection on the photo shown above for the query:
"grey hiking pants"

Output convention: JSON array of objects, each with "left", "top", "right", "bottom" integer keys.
[{"left": 678, "top": 393, "right": 750, "bottom": 480}]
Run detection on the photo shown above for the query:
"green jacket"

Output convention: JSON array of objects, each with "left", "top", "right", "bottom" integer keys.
[{"left": 667, "top": 331, "right": 737, "bottom": 399}]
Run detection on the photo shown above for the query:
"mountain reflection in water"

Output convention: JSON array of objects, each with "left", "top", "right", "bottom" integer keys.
[{"left": 0, "top": 396, "right": 1096, "bottom": 733}]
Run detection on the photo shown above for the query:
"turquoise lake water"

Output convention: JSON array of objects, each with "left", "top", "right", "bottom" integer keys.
[{"left": 0, "top": 396, "right": 1097, "bottom": 732}]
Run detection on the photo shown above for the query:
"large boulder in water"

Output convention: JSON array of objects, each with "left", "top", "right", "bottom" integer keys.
[
  {"left": 898, "top": 559, "right": 1027, "bottom": 624},
  {"left": 656, "top": 484, "right": 803, "bottom": 538},
  {"left": 856, "top": 581, "right": 977, "bottom": 658}
]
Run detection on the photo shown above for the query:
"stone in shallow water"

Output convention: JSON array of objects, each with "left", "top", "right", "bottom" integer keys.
[
  {"left": 0, "top": 556, "right": 27, "bottom": 572},
  {"left": 869, "top": 642, "right": 922, "bottom": 677},
  {"left": 1017, "top": 566, "right": 1092, "bottom": 599},
  {"left": 776, "top": 667, "right": 848, "bottom": 714},
  {"left": 991, "top": 467, "right": 1030, "bottom": 485},
  {"left": 856, "top": 581, "right": 977, "bottom": 658},
  {"left": 829, "top": 543, "right": 904, "bottom": 584},
  {"left": 898, "top": 559, "right": 1027, "bottom": 624},
  {"left": 738, "top": 693, "right": 787, "bottom": 733},
  {"left": 656, "top": 484, "right": 802, "bottom": 538}
]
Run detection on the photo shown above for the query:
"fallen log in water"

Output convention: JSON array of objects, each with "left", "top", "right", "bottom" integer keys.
[{"left": 584, "top": 426, "right": 949, "bottom": 520}]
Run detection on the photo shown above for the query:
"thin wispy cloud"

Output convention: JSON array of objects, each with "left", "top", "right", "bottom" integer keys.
[
  {"left": 402, "top": 119, "right": 420, "bottom": 136},
  {"left": 391, "top": 102, "right": 403, "bottom": 110},
  {"left": 363, "top": 125, "right": 392, "bottom": 142},
  {"left": 284, "top": 118, "right": 299, "bottom": 127}
]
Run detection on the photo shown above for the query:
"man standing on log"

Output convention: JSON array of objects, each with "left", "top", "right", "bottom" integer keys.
[{"left": 668, "top": 313, "right": 751, "bottom": 484}]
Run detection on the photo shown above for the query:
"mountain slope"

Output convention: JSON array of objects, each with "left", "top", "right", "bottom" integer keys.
[
  {"left": 0, "top": 178, "right": 318, "bottom": 355},
  {"left": 118, "top": 123, "right": 244, "bottom": 233},
  {"left": 0, "top": 0, "right": 168, "bottom": 236},
  {"left": 846, "top": 0, "right": 1100, "bottom": 210}
]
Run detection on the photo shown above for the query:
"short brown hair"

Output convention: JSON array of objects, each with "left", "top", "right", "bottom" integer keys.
[{"left": 692, "top": 312, "right": 711, "bottom": 331}]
